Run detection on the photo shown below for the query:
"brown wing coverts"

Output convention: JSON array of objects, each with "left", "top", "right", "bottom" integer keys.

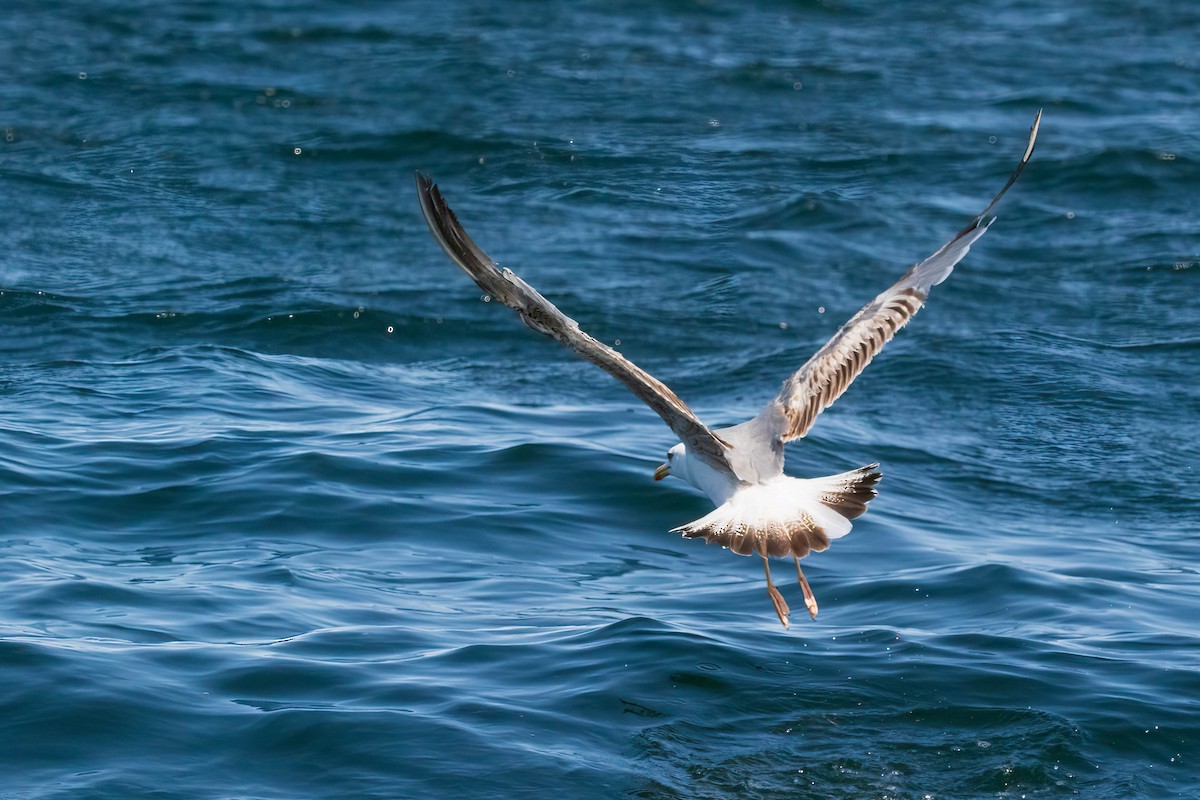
[{"left": 776, "top": 289, "right": 926, "bottom": 442}]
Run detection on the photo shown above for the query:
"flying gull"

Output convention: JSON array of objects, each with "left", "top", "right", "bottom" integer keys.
[{"left": 415, "top": 110, "right": 1041, "bottom": 628}]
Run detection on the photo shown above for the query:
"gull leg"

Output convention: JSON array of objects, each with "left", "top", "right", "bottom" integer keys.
[
  {"left": 794, "top": 556, "right": 819, "bottom": 620},
  {"left": 762, "top": 556, "right": 790, "bottom": 629}
]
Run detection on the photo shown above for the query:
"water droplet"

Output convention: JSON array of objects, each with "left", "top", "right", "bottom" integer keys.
[
  {"left": 779, "top": 321, "right": 788, "bottom": 329},
  {"left": 293, "top": 147, "right": 302, "bottom": 155},
  {"left": 1066, "top": 211, "right": 1075, "bottom": 220},
  {"left": 792, "top": 81, "right": 803, "bottom": 91},
  {"left": 387, "top": 326, "right": 394, "bottom": 333},
  {"left": 818, "top": 306, "right": 825, "bottom": 314},
  {"left": 280, "top": 99, "right": 291, "bottom": 109},
  {"left": 1157, "top": 152, "right": 1176, "bottom": 160},
  {"left": 478, "top": 156, "right": 486, "bottom": 165},
  {"left": 78, "top": 71, "right": 87, "bottom": 80},
  {"left": 481, "top": 294, "right": 492, "bottom": 303},
  {"left": 506, "top": 69, "right": 516, "bottom": 78},
  {"left": 708, "top": 118, "right": 721, "bottom": 127},
  {"left": 614, "top": 338, "right": 621, "bottom": 346}
]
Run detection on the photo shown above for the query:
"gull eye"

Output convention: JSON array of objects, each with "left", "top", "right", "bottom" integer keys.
[{"left": 667, "top": 452, "right": 674, "bottom": 461}]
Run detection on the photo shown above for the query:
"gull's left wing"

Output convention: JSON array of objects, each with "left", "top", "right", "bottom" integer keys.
[
  {"left": 758, "top": 109, "right": 1042, "bottom": 442},
  {"left": 415, "top": 172, "right": 735, "bottom": 474}
]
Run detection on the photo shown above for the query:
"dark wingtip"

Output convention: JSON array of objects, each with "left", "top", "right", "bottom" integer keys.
[
  {"left": 414, "top": 170, "right": 438, "bottom": 234},
  {"left": 1026, "top": 109, "right": 1043, "bottom": 164},
  {"left": 414, "top": 170, "right": 434, "bottom": 200},
  {"left": 412, "top": 171, "right": 505, "bottom": 287},
  {"left": 949, "top": 109, "right": 1044, "bottom": 240}
]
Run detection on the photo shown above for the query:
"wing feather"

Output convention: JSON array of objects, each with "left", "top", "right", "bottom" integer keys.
[
  {"left": 767, "top": 110, "right": 1042, "bottom": 442},
  {"left": 415, "top": 172, "right": 735, "bottom": 473}
]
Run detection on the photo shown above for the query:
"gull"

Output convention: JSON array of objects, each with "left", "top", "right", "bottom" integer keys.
[{"left": 414, "top": 110, "right": 1041, "bottom": 628}]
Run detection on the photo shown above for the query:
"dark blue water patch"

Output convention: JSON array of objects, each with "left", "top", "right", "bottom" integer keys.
[{"left": 4, "top": 0, "right": 1200, "bottom": 797}]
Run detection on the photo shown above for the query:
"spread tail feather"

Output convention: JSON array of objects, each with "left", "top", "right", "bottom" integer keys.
[{"left": 672, "top": 464, "right": 881, "bottom": 559}]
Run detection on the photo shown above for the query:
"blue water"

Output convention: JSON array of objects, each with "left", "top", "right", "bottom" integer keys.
[{"left": 2, "top": 1, "right": 1198, "bottom": 797}]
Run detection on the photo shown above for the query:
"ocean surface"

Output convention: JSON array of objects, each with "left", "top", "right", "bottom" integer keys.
[{"left": 2, "top": 1, "right": 1198, "bottom": 798}]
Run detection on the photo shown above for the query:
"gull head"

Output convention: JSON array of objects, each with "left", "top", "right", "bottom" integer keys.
[
  {"left": 655, "top": 441, "right": 741, "bottom": 506},
  {"left": 654, "top": 443, "right": 689, "bottom": 484}
]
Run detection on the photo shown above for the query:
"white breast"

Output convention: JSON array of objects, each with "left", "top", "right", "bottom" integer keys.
[{"left": 676, "top": 450, "right": 741, "bottom": 506}]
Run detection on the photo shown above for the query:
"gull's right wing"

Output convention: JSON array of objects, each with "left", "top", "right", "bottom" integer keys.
[
  {"left": 415, "top": 172, "right": 735, "bottom": 474},
  {"left": 758, "top": 109, "right": 1042, "bottom": 442}
]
